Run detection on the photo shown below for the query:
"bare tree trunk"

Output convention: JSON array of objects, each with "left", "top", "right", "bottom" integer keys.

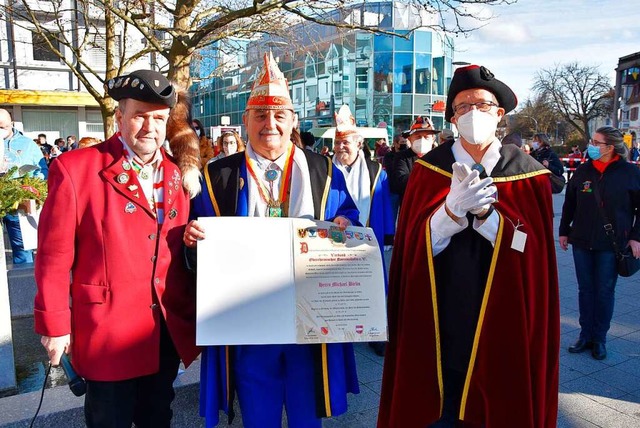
[
  {"left": 102, "top": 5, "right": 118, "bottom": 136},
  {"left": 167, "top": 2, "right": 195, "bottom": 89},
  {"left": 101, "top": 98, "right": 117, "bottom": 138}
]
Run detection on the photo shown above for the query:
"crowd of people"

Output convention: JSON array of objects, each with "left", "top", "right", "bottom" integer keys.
[{"left": 1, "top": 54, "right": 637, "bottom": 428}]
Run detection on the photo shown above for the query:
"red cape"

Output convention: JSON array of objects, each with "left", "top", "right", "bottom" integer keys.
[{"left": 379, "top": 151, "right": 559, "bottom": 427}]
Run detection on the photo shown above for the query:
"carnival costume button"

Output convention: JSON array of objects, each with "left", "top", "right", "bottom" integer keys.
[{"left": 117, "top": 173, "right": 129, "bottom": 184}]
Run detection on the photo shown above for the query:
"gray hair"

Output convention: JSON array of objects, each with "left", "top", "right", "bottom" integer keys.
[{"left": 596, "top": 126, "right": 627, "bottom": 158}]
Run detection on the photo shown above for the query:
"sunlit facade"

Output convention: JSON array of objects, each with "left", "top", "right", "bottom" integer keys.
[{"left": 190, "top": 0, "right": 454, "bottom": 138}]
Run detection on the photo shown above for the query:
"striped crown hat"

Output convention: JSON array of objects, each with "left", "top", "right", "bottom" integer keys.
[{"left": 245, "top": 52, "right": 293, "bottom": 111}]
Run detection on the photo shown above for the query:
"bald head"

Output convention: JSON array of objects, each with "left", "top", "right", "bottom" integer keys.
[{"left": 0, "top": 109, "right": 14, "bottom": 140}]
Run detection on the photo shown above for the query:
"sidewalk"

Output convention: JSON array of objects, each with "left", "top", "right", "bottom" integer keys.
[
  {"left": 3, "top": 191, "right": 640, "bottom": 427},
  {"left": 326, "top": 191, "right": 640, "bottom": 427}
]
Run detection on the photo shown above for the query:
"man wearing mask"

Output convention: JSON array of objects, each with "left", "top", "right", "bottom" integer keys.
[
  {"left": 0, "top": 108, "right": 48, "bottom": 264},
  {"left": 390, "top": 116, "right": 440, "bottom": 202},
  {"left": 378, "top": 65, "right": 559, "bottom": 427}
]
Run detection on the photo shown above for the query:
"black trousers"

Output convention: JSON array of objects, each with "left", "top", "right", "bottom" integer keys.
[{"left": 84, "top": 320, "right": 180, "bottom": 428}]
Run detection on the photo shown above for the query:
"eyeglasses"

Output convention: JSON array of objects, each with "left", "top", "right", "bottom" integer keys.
[
  {"left": 590, "top": 139, "right": 609, "bottom": 147},
  {"left": 453, "top": 101, "right": 499, "bottom": 115}
]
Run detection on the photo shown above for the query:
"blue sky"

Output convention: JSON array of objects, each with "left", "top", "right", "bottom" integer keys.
[{"left": 452, "top": 0, "right": 640, "bottom": 107}]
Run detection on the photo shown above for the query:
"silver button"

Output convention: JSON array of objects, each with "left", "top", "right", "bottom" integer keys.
[
  {"left": 151, "top": 256, "right": 157, "bottom": 262},
  {"left": 154, "top": 278, "right": 160, "bottom": 284},
  {"left": 150, "top": 303, "right": 158, "bottom": 309},
  {"left": 149, "top": 234, "right": 156, "bottom": 240}
]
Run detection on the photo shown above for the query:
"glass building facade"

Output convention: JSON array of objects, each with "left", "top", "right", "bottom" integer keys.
[{"left": 190, "top": 1, "right": 454, "bottom": 138}]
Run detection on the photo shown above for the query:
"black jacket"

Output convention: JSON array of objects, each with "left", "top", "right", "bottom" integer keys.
[
  {"left": 532, "top": 145, "right": 564, "bottom": 177},
  {"left": 559, "top": 158, "right": 640, "bottom": 251},
  {"left": 389, "top": 148, "right": 418, "bottom": 200}
]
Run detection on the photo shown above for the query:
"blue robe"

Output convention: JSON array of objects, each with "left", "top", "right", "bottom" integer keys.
[
  {"left": 193, "top": 149, "right": 361, "bottom": 427},
  {"left": 362, "top": 158, "right": 395, "bottom": 292}
]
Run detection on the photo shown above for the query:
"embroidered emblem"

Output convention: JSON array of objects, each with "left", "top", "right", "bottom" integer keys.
[
  {"left": 168, "top": 208, "right": 177, "bottom": 219},
  {"left": 125, "top": 202, "right": 136, "bottom": 213},
  {"left": 581, "top": 180, "right": 593, "bottom": 193}
]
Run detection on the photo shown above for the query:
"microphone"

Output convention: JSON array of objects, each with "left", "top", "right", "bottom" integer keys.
[{"left": 59, "top": 353, "right": 86, "bottom": 397}]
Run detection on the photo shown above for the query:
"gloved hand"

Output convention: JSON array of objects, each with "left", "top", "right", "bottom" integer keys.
[
  {"left": 446, "top": 165, "right": 497, "bottom": 218},
  {"left": 451, "top": 163, "right": 498, "bottom": 215}
]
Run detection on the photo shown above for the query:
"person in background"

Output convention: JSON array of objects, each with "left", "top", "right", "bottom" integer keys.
[
  {"left": 66, "top": 135, "right": 78, "bottom": 150},
  {"left": 375, "top": 137, "right": 390, "bottom": 162},
  {"left": 332, "top": 105, "right": 395, "bottom": 357},
  {"left": 379, "top": 65, "right": 559, "bottom": 427},
  {"left": 629, "top": 139, "right": 639, "bottom": 162},
  {"left": 439, "top": 128, "right": 455, "bottom": 146},
  {"left": 34, "top": 70, "right": 200, "bottom": 427},
  {"left": 208, "top": 130, "right": 245, "bottom": 163},
  {"left": 566, "top": 144, "right": 584, "bottom": 181},
  {"left": 187, "top": 52, "right": 360, "bottom": 428},
  {"left": 193, "top": 119, "right": 215, "bottom": 166},
  {"left": 532, "top": 133, "right": 564, "bottom": 177},
  {"left": 36, "top": 133, "right": 54, "bottom": 161},
  {"left": 383, "top": 135, "right": 407, "bottom": 221},
  {"left": 300, "top": 131, "right": 316, "bottom": 151},
  {"left": 0, "top": 108, "right": 48, "bottom": 264},
  {"left": 390, "top": 116, "right": 441, "bottom": 202},
  {"left": 560, "top": 126, "right": 640, "bottom": 361}
]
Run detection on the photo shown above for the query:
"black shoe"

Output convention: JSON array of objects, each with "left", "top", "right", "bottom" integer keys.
[
  {"left": 369, "top": 342, "right": 386, "bottom": 357},
  {"left": 592, "top": 343, "right": 607, "bottom": 360},
  {"left": 568, "top": 338, "right": 593, "bottom": 353}
]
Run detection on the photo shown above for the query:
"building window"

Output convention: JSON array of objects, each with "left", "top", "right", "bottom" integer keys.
[
  {"left": 32, "top": 32, "right": 60, "bottom": 62},
  {"left": 305, "top": 54, "right": 316, "bottom": 79},
  {"left": 631, "top": 107, "right": 639, "bottom": 122},
  {"left": 86, "top": 111, "right": 104, "bottom": 134},
  {"left": 84, "top": 32, "right": 122, "bottom": 69}
]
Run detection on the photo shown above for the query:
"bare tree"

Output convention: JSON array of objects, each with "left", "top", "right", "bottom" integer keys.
[
  {"left": 1, "top": 0, "right": 162, "bottom": 134},
  {"left": 1, "top": 0, "right": 516, "bottom": 135},
  {"left": 511, "top": 95, "right": 564, "bottom": 141},
  {"left": 532, "top": 62, "right": 612, "bottom": 142}
]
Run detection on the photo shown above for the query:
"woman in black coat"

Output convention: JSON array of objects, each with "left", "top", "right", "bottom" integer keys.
[{"left": 559, "top": 126, "right": 640, "bottom": 360}]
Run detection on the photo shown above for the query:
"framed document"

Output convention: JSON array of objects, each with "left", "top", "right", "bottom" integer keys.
[{"left": 196, "top": 217, "right": 387, "bottom": 346}]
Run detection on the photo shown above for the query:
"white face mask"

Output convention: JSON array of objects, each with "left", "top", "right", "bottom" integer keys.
[
  {"left": 410, "top": 136, "right": 433, "bottom": 155},
  {"left": 532, "top": 142, "right": 540, "bottom": 150},
  {"left": 0, "top": 128, "right": 10, "bottom": 140},
  {"left": 455, "top": 109, "right": 499, "bottom": 146},
  {"left": 195, "top": 129, "right": 201, "bottom": 138}
]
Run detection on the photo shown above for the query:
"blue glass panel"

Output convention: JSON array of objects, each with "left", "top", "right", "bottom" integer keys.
[
  {"left": 393, "top": 52, "right": 413, "bottom": 94},
  {"left": 415, "top": 53, "right": 432, "bottom": 94},
  {"left": 415, "top": 30, "right": 432, "bottom": 53},
  {"left": 374, "top": 34, "right": 393, "bottom": 52},
  {"left": 394, "top": 30, "right": 413, "bottom": 51}
]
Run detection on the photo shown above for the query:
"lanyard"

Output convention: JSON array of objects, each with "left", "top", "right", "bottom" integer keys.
[{"left": 245, "top": 144, "right": 295, "bottom": 216}]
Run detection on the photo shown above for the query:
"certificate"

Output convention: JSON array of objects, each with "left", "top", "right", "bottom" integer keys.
[{"left": 196, "top": 217, "right": 387, "bottom": 346}]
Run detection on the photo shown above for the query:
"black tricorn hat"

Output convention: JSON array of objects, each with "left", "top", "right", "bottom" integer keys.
[
  {"left": 445, "top": 65, "right": 517, "bottom": 122},
  {"left": 106, "top": 70, "right": 176, "bottom": 108}
]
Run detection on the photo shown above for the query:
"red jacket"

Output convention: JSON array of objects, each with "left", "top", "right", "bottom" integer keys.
[{"left": 34, "top": 135, "right": 200, "bottom": 381}]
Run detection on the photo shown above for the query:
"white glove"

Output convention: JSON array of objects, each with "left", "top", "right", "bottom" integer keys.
[
  {"left": 451, "top": 163, "right": 497, "bottom": 215},
  {"left": 445, "top": 166, "right": 496, "bottom": 218},
  {"left": 384, "top": 245, "right": 393, "bottom": 252}
]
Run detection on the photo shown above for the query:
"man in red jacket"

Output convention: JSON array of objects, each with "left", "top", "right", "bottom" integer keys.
[{"left": 34, "top": 69, "right": 200, "bottom": 427}]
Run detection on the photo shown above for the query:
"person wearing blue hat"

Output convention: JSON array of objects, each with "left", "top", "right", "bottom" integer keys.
[
  {"left": 34, "top": 69, "right": 201, "bottom": 427},
  {"left": 379, "top": 65, "right": 560, "bottom": 427}
]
